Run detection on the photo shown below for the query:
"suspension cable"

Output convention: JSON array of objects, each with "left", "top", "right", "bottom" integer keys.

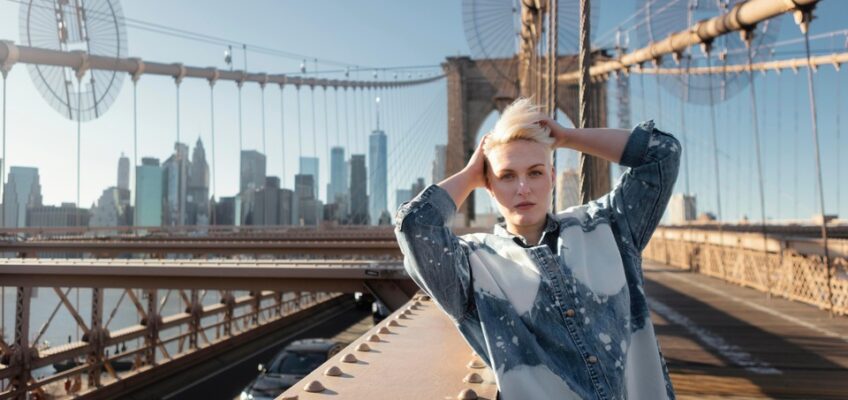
[
  {"left": 132, "top": 79, "right": 139, "bottom": 226},
  {"left": 309, "top": 85, "right": 318, "bottom": 202},
  {"left": 209, "top": 82, "right": 217, "bottom": 222},
  {"left": 261, "top": 85, "right": 267, "bottom": 155},
  {"left": 76, "top": 76, "right": 82, "bottom": 228},
  {"left": 175, "top": 81, "right": 183, "bottom": 225},
  {"left": 744, "top": 30, "right": 772, "bottom": 296},
  {"left": 776, "top": 67, "right": 782, "bottom": 219},
  {"left": 279, "top": 85, "right": 286, "bottom": 188},
  {"left": 680, "top": 54, "right": 691, "bottom": 195},
  {"left": 345, "top": 87, "right": 350, "bottom": 155},
  {"left": 836, "top": 53, "right": 843, "bottom": 219},
  {"left": 801, "top": 18, "right": 834, "bottom": 316},
  {"left": 793, "top": 71, "right": 799, "bottom": 218},
  {"left": 296, "top": 85, "right": 303, "bottom": 163},
  {"left": 323, "top": 85, "right": 329, "bottom": 200},
  {"left": 705, "top": 45, "right": 726, "bottom": 277},
  {"left": 1, "top": 71, "right": 6, "bottom": 338},
  {"left": 238, "top": 83, "right": 244, "bottom": 155}
]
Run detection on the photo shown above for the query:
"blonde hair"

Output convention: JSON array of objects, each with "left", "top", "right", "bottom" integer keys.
[{"left": 483, "top": 97, "right": 553, "bottom": 155}]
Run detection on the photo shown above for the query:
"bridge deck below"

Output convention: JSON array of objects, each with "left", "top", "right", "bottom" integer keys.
[{"left": 645, "top": 262, "right": 848, "bottom": 399}]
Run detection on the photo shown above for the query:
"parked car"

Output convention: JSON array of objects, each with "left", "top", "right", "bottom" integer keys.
[
  {"left": 239, "top": 338, "right": 342, "bottom": 400},
  {"left": 372, "top": 299, "right": 389, "bottom": 323}
]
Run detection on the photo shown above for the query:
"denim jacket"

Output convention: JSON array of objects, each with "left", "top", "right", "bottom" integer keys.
[{"left": 395, "top": 121, "right": 680, "bottom": 400}]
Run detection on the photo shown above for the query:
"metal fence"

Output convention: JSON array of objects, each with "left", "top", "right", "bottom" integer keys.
[{"left": 644, "top": 228, "right": 848, "bottom": 316}]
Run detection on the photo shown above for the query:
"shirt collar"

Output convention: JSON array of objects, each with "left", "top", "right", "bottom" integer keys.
[{"left": 493, "top": 213, "right": 559, "bottom": 246}]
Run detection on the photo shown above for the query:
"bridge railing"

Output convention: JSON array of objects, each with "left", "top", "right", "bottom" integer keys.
[
  {"left": 0, "top": 259, "right": 355, "bottom": 400},
  {"left": 644, "top": 227, "right": 848, "bottom": 316}
]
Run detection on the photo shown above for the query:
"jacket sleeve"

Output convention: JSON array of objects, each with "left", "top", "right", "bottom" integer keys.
[
  {"left": 592, "top": 120, "right": 681, "bottom": 252},
  {"left": 394, "top": 184, "right": 475, "bottom": 323}
]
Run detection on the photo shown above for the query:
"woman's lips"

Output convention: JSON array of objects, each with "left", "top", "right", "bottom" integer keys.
[{"left": 515, "top": 202, "right": 535, "bottom": 210}]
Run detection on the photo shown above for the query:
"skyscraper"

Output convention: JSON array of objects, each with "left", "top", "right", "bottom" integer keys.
[
  {"left": 3, "top": 166, "right": 42, "bottom": 228},
  {"left": 329, "top": 146, "right": 347, "bottom": 204},
  {"left": 395, "top": 188, "right": 412, "bottom": 211},
  {"left": 349, "top": 154, "right": 368, "bottom": 225},
  {"left": 668, "top": 194, "right": 697, "bottom": 224},
  {"left": 240, "top": 150, "right": 267, "bottom": 193},
  {"left": 163, "top": 142, "right": 190, "bottom": 226},
  {"left": 90, "top": 187, "right": 131, "bottom": 227},
  {"left": 117, "top": 153, "right": 130, "bottom": 191},
  {"left": 295, "top": 173, "right": 322, "bottom": 225},
  {"left": 299, "top": 156, "right": 320, "bottom": 200},
  {"left": 239, "top": 150, "right": 266, "bottom": 225},
  {"left": 254, "top": 176, "right": 281, "bottom": 226},
  {"left": 432, "top": 144, "right": 446, "bottom": 184},
  {"left": 188, "top": 138, "right": 210, "bottom": 225},
  {"left": 368, "top": 130, "right": 387, "bottom": 225},
  {"left": 136, "top": 157, "right": 163, "bottom": 227},
  {"left": 556, "top": 169, "right": 580, "bottom": 212}
]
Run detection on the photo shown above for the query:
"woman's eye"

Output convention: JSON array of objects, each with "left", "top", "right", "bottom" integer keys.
[
  {"left": 501, "top": 174, "right": 515, "bottom": 180},
  {"left": 529, "top": 170, "right": 543, "bottom": 177}
]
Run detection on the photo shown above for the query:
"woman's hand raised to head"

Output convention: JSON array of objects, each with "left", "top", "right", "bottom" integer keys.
[
  {"left": 538, "top": 117, "right": 572, "bottom": 149},
  {"left": 437, "top": 134, "right": 489, "bottom": 209},
  {"left": 461, "top": 133, "right": 489, "bottom": 189}
]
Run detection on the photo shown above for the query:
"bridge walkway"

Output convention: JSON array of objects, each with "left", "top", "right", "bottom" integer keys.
[{"left": 645, "top": 261, "right": 848, "bottom": 399}]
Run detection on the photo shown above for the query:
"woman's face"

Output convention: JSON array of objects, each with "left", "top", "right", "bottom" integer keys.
[{"left": 485, "top": 140, "right": 555, "bottom": 229}]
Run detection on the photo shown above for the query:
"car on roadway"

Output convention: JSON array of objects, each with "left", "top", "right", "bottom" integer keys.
[{"left": 239, "top": 338, "right": 343, "bottom": 400}]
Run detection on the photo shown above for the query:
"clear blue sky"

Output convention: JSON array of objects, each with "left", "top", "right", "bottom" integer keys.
[{"left": 0, "top": 0, "right": 846, "bottom": 222}]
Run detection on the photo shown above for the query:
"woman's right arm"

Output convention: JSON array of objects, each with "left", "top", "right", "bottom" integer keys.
[{"left": 393, "top": 136, "right": 488, "bottom": 323}]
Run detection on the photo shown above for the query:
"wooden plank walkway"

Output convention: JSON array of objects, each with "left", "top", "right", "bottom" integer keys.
[{"left": 645, "top": 262, "right": 848, "bottom": 399}]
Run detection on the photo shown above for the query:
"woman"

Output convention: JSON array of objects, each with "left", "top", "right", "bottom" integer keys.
[{"left": 395, "top": 98, "right": 680, "bottom": 399}]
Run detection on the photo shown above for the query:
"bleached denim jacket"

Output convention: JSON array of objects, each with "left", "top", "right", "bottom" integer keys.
[{"left": 394, "top": 121, "right": 680, "bottom": 399}]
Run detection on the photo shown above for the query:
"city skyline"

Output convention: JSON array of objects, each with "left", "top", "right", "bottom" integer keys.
[{"left": 0, "top": 2, "right": 846, "bottom": 223}]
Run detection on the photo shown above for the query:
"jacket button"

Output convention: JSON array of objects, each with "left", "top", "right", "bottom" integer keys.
[
  {"left": 587, "top": 355, "right": 598, "bottom": 364},
  {"left": 564, "top": 309, "right": 576, "bottom": 318}
]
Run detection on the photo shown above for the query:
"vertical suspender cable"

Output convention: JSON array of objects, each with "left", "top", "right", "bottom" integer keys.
[
  {"left": 323, "top": 85, "right": 329, "bottom": 201},
  {"left": 76, "top": 77, "right": 82, "bottom": 227},
  {"left": 681, "top": 54, "right": 691, "bottom": 195},
  {"left": 296, "top": 85, "right": 303, "bottom": 166},
  {"left": 310, "top": 85, "right": 317, "bottom": 204},
  {"left": 176, "top": 83, "right": 181, "bottom": 144},
  {"left": 639, "top": 68, "right": 647, "bottom": 120},
  {"left": 353, "top": 87, "right": 360, "bottom": 154},
  {"left": 836, "top": 57, "right": 842, "bottom": 220},
  {"left": 345, "top": 87, "right": 351, "bottom": 154},
  {"left": 800, "top": 20, "right": 834, "bottom": 316},
  {"left": 209, "top": 82, "right": 217, "bottom": 223},
  {"left": 705, "top": 45, "right": 726, "bottom": 277},
  {"left": 654, "top": 68, "right": 663, "bottom": 126},
  {"left": 238, "top": 82, "right": 244, "bottom": 156},
  {"left": 0, "top": 71, "right": 5, "bottom": 340},
  {"left": 776, "top": 70, "right": 782, "bottom": 219},
  {"left": 793, "top": 73, "right": 799, "bottom": 217},
  {"left": 577, "top": 0, "right": 591, "bottom": 204},
  {"left": 261, "top": 85, "right": 267, "bottom": 156},
  {"left": 279, "top": 84, "right": 286, "bottom": 189},
  {"left": 548, "top": 0, "right": 558, "bottom": 211},
  {"left": 175, "top": 81, "right": 182, "bottom": 225},
  {"left": 744, "top": 31, "right": 772, "bottom": 297},
  {"left": 133, "top": 80, "right": 139, "bottom": 226},
  {"left": 334, "top": 86, "right": 340, "bottom": 147}
]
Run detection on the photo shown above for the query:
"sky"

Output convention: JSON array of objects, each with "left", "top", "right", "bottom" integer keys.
[{"left": 0, "top": 0, "right": 846, "bottom": 222}]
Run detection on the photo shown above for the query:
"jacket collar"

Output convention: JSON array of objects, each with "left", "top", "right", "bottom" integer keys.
[{"left": 493, "top": 213, "right": 559, "bottom": 246}]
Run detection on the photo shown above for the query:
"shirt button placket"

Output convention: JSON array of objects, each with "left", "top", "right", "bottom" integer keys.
[
  {"left": 587, "top": 355, "right": 598, "bottom": 364},
  {"left": 564, "top": 308, "right": 576, "bottom": 318}
]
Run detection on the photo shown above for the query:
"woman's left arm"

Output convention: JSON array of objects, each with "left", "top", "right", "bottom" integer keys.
[{"left": 544, "top": 119, "right": 682, "bottom": 251}]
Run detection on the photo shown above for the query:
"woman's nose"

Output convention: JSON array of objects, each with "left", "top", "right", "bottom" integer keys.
[{"left": 517, "top": 179, "right": 531, "bottom": 195}]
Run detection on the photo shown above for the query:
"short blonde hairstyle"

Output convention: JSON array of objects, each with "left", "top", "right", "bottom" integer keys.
[{"left": 483, "top": 97, "right": 553, "bottom": 156}]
